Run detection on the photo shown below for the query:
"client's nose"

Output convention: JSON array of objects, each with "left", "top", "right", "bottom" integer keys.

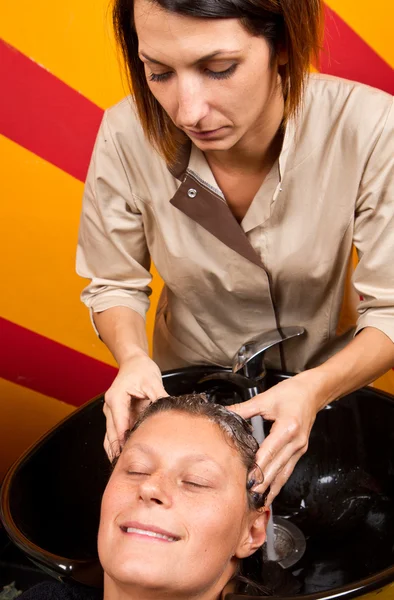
[{"left": 139, "top": 474, "right": 172, "bottom": 507}]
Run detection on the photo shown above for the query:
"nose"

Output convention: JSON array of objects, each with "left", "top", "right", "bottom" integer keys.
[
  {"left": 139, "top": 474, "right": 172, "bottom": 508},
  {"left": 175, "top": 76, "right": 209, "bottom": 130}
]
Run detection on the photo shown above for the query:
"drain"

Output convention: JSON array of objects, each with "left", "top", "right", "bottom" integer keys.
[{"left": 263, "top": 516, "right": 306, "bottom": 569}]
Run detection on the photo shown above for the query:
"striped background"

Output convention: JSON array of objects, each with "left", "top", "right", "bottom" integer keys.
[{"left": 0, "top": 0, "right": 393, "bottom": 478}]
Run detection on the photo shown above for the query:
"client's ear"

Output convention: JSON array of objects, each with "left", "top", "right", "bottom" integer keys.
[{"left": 235, "top": 508, "right": 270, "bottom": 559}]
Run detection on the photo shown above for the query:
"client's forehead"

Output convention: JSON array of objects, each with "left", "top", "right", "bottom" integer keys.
[
  {"left": 124, "top": 441, "right": 222, "bottom": 466},
  {"left": 121, "top": 410, "right": 246, "bottom": 475}
]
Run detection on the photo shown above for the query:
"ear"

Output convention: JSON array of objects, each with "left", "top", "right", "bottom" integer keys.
[
  {"left": 234, "top": 508, "right": 270, "bottom": 559},
  {"left": 277, "top": 46, "right": 288, "bottom": 66}
]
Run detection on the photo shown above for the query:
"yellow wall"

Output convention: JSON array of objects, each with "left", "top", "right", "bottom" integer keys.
[{"left": 0, "top": 0, "right": 393, "bottom": 479}]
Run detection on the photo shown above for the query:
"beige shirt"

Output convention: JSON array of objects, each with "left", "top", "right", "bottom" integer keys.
[{"left": 77, "top": 74, "right": 394, "bottom": 373}]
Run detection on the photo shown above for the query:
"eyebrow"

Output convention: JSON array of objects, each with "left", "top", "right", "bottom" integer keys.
[
  {"left": 139, "top": 49, "right": 240, "bottom": 67},
  {"left": 124, "top": 442, "right": 224, "bottom": 471}
]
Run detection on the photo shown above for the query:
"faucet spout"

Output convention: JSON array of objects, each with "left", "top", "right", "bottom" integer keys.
[{"left": 232, "top": 326, "right": 305, "bottom": 381}]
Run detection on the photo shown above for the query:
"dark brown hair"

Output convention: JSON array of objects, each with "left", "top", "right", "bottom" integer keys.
[
  {"left": 119, "top": 393, "right": 268, "bottom": 509},
  {"left": 113, "top": 0, "right": 324, "bottom": 164}
]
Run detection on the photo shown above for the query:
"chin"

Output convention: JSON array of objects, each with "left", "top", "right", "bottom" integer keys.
[
  {"left": 194, "top": 136, "right": 238, "bottom": 152},
  {"left": 106, "top": 561, "right": 172, "bottom": 589}
]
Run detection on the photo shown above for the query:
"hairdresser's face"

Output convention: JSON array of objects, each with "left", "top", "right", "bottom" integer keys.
[
  {"left": 98, "top": 412, "right": 265, "bottom": 597},
  {"left": 134, "top": 0, "right": 285, "bottom": 152}
]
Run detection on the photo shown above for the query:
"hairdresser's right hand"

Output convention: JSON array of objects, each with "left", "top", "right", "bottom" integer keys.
[{"left": 103, "top": 351, "right": 167, "bottom": 459}]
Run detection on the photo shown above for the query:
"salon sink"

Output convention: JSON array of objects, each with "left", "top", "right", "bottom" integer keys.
[{"left": 1, "top": 367, "right": 394, "bottom": 599}]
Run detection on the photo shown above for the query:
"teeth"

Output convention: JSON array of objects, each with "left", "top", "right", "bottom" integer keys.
[{"left": 126, "top": 527, "right": 177, "bottom": 542}]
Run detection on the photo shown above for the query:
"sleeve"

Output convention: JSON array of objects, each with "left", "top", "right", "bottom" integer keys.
[
  {"left": 353, "top": 97, "right": 394, "bottom": 342},
  {"left": 76, "top": 111, "right": 152, "bottom": 334}
]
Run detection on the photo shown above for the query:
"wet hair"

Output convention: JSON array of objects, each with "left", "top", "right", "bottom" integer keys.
[
  {"left": 112, "top": 0, "right": 324, "bottom": 164},
  {"left": 119, "top": 393, "right": 268, "bottom": 509}
]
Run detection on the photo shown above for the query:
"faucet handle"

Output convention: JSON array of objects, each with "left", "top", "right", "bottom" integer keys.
[{"left": 232, "top": 326, "right": 305, "bottom": 379}]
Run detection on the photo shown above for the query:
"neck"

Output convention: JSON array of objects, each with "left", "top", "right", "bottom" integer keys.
[
  {"left": 205, "top": 78, "right": 285, "bottom": 175},
  {"left": 103, "top": 573, "right": 234, "bottom": 600}
]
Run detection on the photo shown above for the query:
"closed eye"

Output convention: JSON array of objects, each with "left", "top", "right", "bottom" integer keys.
[
  {"left": 184, "top": 481, "right": 206, "bottom": 488},
  {"left": 149, "top": 71, "right": 172, "bottom": 83},
  {"left": 149, "top": 64, "right": 237, "bottom": 83},
  {"left": 206, "top": 64, "right": 237, "bottom": 80},
  {"left": 183, "top": 478, "right": 214, "bottom": 489}
]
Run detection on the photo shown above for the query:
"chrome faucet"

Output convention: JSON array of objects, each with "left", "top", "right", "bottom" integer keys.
[
  {"left": 232, "top": 326, "right": 305, "bottom": 394},
  {"left": 197, "top": 326, "right": 305, "bottom": 442},
  {"left": 232, "top": 327, "right": 305, "bottom": 442}
]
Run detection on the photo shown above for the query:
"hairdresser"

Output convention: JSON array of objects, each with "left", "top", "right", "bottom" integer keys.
[{"left": 77, "top": 0, "right": 394, "bottom": 505}]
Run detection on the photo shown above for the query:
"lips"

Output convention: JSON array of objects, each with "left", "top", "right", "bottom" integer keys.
[
  {"left": 120, "top": 521, "right": 180, "bottom": 542},
  {"left": 189, "top": 129, "right": 217, "bottom": 134},
  {"left": 187, "top": 128, "right": 222, "bottom": 135}
]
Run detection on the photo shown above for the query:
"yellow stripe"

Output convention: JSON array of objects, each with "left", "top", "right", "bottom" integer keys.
[
  {"left": 373, "top": 370, "right": 394, "bottom": 395},
  {"left": 146, "top": 264, "right": 164, "bottom": 355},
  {"left": 0, "top": 0, "right": 126, "bottom": 109},
  {"left": 0, "top": 134, "right": 161, "bottom": 362},
  {"left": 0, "top": 134, "right": 111, "bottom": 363},
  {"left": 0, "top": 378, "right": 74, "bottom": 480},
  {"left": 325, "top": 0, "right": 394, "bottom": 68}
]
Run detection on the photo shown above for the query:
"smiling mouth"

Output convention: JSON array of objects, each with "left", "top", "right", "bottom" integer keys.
[{"left": 120, "top": 525, "right": 179, "bottom": 542}]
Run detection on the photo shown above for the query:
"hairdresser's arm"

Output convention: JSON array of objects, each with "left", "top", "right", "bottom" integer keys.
[
  {"left": 230, "top": 327, "right": 394, "bottom": 505},
  {"left": 94, "top": 306, "right": 167, "bottom": 458}
]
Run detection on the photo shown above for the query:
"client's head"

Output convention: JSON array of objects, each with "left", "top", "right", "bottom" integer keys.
[{"left": 98, "top": 394, "right": 269, "bottom": 599}]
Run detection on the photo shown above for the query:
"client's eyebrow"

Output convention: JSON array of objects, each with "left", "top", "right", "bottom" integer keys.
[
  {"left": 124, "top": 443, "right": 223, "bottom": 472},
  {"left": 182, "top": 453, "right": 223, "bottom": 471},
  {"left": 139, "top": 49, "right": 240, "bottom": 66},
  {"left": 122, "top": 442, "right": 153, "bottom": 457}
]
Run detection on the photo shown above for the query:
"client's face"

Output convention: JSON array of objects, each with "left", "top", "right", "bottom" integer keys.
[{"left": 98, "top": 411, "right": 267, "bottom": 598}]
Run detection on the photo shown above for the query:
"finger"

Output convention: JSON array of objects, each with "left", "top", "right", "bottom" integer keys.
[
  {"left": 228, "top": 394, "right": 269, "bottom": 420},
  {"left": 125, "top": 387, "right": 149, "bottom": 399},
  {"left": 129, "top": 395, "right": 152, "bottom": 426},
  {"left": 140, "top": 384, "right": 167, "bottom": 401},
  {"left": 103, "top": 427, "right": 120, "bottom": 463},
  {"left": 254, "top": 421, "right": 298, "bottom": 474},
  {"left": 103, "top": 400, "right": 123, "bottom": 457},
  {"left": 104, "top": 433, "right": 111, "bottom": 459},
  {"left": 256, "top": 439, "right": 305, "bottom": 492},
  {"left": 105, "top": 389, "right": 133, "bottom": 442},
  {"left": 155, "top": 382, "right": 169, "bottom": 398},
  {"left": 139, "top": 375, "right": 168, "bottom": 400},
  {"left": 265, "top": 452, "right": 304, "bottom": 506},
  {"left": 125, "top": 374, "right": 166, "bottom": 400}
]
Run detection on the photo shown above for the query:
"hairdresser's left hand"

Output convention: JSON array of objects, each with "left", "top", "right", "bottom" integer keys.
[{"left": 229, "top": 370, "right": 325, "bottom": 506}]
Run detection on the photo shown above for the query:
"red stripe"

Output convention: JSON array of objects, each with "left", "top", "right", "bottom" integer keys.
[
  {"left": 321, "top": 6, "right": 394, "bottom": 95},
  {"left": 0, "top": 317, "right": 117, "bottom": 406},
  {"left": 0, "top": 39, "right": 103, "bottom": 182},
  {"left": 1, "top": 16, "right": 393, "bottom": 183}
]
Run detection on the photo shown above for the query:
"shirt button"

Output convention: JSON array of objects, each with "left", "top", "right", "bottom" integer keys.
[{"left": 187, "top": 188, "right": 197, "bottom": 198}]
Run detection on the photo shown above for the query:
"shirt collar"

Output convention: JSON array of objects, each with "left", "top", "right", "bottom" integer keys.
[{"left": 167, "top": 117, "right": 296, "bottom": 266}]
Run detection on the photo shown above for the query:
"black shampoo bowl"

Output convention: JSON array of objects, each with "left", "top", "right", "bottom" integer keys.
[{"left": 1, "top": 367, "right": 394, "bottom": 599}]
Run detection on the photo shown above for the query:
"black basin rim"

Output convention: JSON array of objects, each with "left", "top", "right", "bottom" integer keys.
[
  {"left": 271, "top": 569, "right": 394, "bottom": 600},
  {"left": 1, "top": 366, "right": 394, "bottom": 598},
  {"left": 229, "top": 571, "right": 393, "bottom": 600},
  {"left": 0, "top": 393, "right": 106, "bottom": 573},
  {"left": 0, "top": 467, "right": 98, "bottom": 578}
]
